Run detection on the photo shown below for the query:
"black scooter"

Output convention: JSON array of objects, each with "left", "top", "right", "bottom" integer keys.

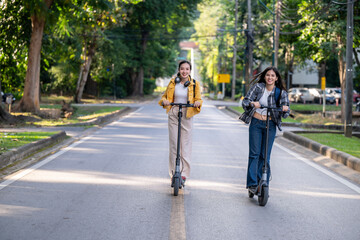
[
  {"left": 248, "top": 105, "right": 281, "bottom": 206},
  {"left": 170, "top": 102, "right": 194, "bottom": 196}
]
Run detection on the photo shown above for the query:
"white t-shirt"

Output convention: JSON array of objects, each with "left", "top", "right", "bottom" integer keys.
[
  {"left": 255, "top": 89, "right": 271, "bottom": 115},
  {"left": 174, "top": 83, "right": 188, "bottom": 103}
]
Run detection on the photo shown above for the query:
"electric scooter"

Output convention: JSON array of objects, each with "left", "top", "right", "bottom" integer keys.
[
  {"left": 248, "top": 105, "right": 282, "bottom": 206},
  {"left": 170, "top": 102, "right": 194, "bottom": 196}
]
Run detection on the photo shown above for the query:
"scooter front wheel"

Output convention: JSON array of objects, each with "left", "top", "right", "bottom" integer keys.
[
  {"left": 258, "top": 186, "right": 269, "bottom": 206},
  {"left": 173, "top": 178, "right": 180, "bottom": 196}
]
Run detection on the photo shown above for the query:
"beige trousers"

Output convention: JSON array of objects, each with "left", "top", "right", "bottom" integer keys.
[{"left": 168, "top": 106, "right": 193, "bottom": 179}]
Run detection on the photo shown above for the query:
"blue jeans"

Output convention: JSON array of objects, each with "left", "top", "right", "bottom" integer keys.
[{"left": 246, "top": 118, "right": 277, "bottom": 188}]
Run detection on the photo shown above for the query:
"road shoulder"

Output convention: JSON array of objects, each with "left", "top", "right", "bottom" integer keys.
[{"left": 276, "top": 136, "right": 360, "bottom": 186}]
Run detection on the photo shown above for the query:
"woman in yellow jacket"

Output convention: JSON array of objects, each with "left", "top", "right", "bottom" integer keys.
[{"left": 159, "top": 60, "right": 202, "bottom": 184}]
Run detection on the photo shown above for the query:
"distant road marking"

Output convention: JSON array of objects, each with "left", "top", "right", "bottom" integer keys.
[
  {"left": 275, "top": 143, "right": 360, "bottom": 194},
  {"left": 0, "top": 106, "right": 144, "bottom": 191}
]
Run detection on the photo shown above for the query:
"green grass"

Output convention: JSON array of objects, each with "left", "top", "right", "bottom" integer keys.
[
  {"left": 230, "top": 106, "right": 244, "bottom": 113},
  {"left": 228, "top": 105, "right": 345, "bottom": 124},
  {"left": 31, "top": 106, "right": 124, "bottom": 126},
  {"left": 297, "top": 133, "right": 360, "bottom": 158},
  {"left": 73, "top": 106, "right": 122, "bottom": 118},
  {"left": 40, "top": 104, "right": 62, "bottom": 109},
  {"left": 290, "top": 103, "right": 358, "bottom": 112},
  {"left": 0, "top": 132, "right": 59, "bottom": 154},
  {"left": 290, "top": 104, "right": 341, "bottom": 112}
]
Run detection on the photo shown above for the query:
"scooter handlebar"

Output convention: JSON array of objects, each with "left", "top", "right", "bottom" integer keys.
[
  {"left": 250, "top": 103, "right": 282, "bottom": 111},
  {"left": 170, "top": 103, "right": 195, "bottom": 107},
  {"left": 260, "top": 105, "right": 283, "bottom": 111}
]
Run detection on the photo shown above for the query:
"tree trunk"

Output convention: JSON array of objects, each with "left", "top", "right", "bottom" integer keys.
[
  {"left": 337, "top": 35, "right": 346, "bottom": 123},
  {"left": 132, "top": 67, "right": 144, "bottom": 97},
  {"left": 318, "top": 62, "right": 326, "bottom": 84},
  {"left": 132, "top": 30, "right": 149, "bottom": 97},
  {"left": 285, "top": 44, "right": 294, "bottom": 89},
  {"left": 18, "top": 0, "right": 53, "bottom": 113},
  {"left": 74, "top": 39, "right": 96, "bottom": 103},
  {"left": 0, "top": 106, "right": 14, "bottom": 123},
  {"left": 274, "top": 0, "right": 282, "bottom": 68},
  {"left": 244, "top": 0, "right": 253, "bottom": 94}
]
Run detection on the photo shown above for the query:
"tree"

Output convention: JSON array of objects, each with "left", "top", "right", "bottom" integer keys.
[
  {"left": 0, "top": 1, "right": 31, "bottom": 96},
  {"left": 0, "top": 105, "right": 14, "bottom": 123},
  {"left": 72, "top": 0, "right": 143, "bottom": 103},
  {"left": 18, "top": 0, "right": 53, "bottom": 113},
  {"left": 297, "top": 0, "right": 357, "bottom": 120},
  {"left": 123, "top": 0, "right": 201, "bottom": 96},
  {"left": 193, "top": 0, "right": 239, "bottom": 94},
  {"left": 73, "top": 1, "right": 114, "bottom": 103}
]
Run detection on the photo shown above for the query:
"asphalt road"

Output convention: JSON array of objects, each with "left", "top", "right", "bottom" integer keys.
[{"left": 1, "top": 100, "right": 360, "bottom": 240}]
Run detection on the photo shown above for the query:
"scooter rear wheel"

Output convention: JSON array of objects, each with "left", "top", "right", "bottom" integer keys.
[
  {"left": 258, "top": 186, "right": 269, "bottom": 206},
  {"left": 173, "top": 178, "right": 180, "bottom": 196}
]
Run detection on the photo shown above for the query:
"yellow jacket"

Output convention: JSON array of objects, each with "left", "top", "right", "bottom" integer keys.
[{"left": 158, "top": 77, "right": 203, "bottom": 118}]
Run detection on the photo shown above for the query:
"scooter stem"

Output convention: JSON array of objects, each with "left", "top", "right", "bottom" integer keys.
[
  {"left": 175, "top": 105, "right": 183, "bottom": 173},
  {"left": 264, "top": 108, "right": 270, "bottom": 174}
]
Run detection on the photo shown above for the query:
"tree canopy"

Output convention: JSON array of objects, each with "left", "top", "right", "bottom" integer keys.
[{"left": 0, "top": 0, "right": 359, "bottom": 109}]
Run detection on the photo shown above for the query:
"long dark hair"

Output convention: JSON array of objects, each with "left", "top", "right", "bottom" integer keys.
[
  {"left": 250, "top": 66, "right": 286, "bottom": 91},
  {"left": 178, "top": 60, "right": 192, "bottom": 70}
]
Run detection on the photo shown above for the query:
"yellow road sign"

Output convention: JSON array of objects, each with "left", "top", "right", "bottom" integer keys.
[
  {"left": 321, "top": 77, "right": 326, "bottom": 90},
  {"left": 218, "top": 74, "right": 230, "bottom": 83}
]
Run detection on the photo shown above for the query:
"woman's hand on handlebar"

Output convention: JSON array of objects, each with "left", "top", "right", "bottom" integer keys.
[
  {"left": 162, "top": 100, "right": 170, "bottom": 106},
  {"left": 250, "top": 101, "right": 261, "bottom": 108},
  {"left": 193, "top": 101, "right": 201, "bottom": 108},
  {"left": 282, "top": 105, "right": 289, "bottom": 112}
]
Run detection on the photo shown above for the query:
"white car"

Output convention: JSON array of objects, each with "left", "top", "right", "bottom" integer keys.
[
  {"left": 288, "top": 88, "right": 315, "bottom": 103},
  {"left": 327, "top": 88, "right": 341, "bottom": 103},
  {"left": 309, "top": 88, "right": 335, "bottom": 104}
]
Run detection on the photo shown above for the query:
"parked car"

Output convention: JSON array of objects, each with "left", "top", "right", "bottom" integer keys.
[
  {"left": 328, "top": 88, "right": 341, "bottom": 103},
  {"left": 288, "top": 88, "right": 315, "bottom": 103},
  {"left": 309, "top": 88, "right": 321, "bottom": 103},
  {"left": 309, "top": 88, "right": 335, "bottom": 104},
  {"left": 318, "top": 89, "right": 336, "bottom": 104}
]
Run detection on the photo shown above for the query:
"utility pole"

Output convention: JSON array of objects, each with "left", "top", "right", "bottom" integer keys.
[
  {"left": 274, "top": 0, "right": 281, "bottom": 68},
  {"left": 245, "top": 0, "right": 253, "bottom": 93},
  {"left": 231, "top": 0, "right": 238, "bottom": 100},
  {"left": 344, "top": 0, "right": 354, "bottom": 137}
]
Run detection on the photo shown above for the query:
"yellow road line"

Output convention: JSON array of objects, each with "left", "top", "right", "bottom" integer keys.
[{"left": 169, "top": 190, "right": 186, "bottom": 240}]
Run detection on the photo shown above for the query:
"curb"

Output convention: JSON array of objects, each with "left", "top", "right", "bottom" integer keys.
[
  {"left": 224, "top": 106, "right": 242, "bottom": 116},
  {"left": 0, "top": 131, "right": 67, "bottom": 170},
  {"left": 282, "top": 131, "right": 360, "bottom": 172},
  {"left": 282, "top": 122, "right": 360, "bottom": 132}
]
